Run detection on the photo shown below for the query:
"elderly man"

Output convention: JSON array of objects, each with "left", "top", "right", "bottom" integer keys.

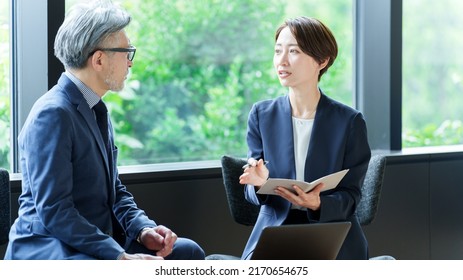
[{"left": 5, "top": 0, "right": 204, "bottom": 260}]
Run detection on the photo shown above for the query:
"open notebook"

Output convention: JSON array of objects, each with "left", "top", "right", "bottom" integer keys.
[
  {"left": 250, "top": 221, "right": 351, "bottom": 260},
  {"left": 257, "top": 169, "right": 349, "bottom": 195}
]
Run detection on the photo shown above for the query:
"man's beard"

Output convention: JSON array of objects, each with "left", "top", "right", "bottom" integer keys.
[{"left": 104, "top": 67, "right": 125, "bottom": 92}]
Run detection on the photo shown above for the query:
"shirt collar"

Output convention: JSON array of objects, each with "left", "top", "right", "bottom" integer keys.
[{"left": 64, "top": 71, "right": 101, "bottom": 109}]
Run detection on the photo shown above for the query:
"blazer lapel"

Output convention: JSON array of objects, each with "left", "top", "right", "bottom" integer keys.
[
  {"left": 57, "top": 74, "right": 113, "bottom": 190},
  {"left": 304, "top": 92, "right": 330, "bottom": 182},
  {"left": 77, "top": 102, "right": 111, "bottom": 166},
  {"left": 280, "top": 96, "right": 297, "bottom": 180}
]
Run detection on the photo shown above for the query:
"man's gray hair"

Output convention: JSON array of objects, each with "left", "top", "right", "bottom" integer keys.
[{"left": 54, "top": 0, "right": 131, "bottom": 69}]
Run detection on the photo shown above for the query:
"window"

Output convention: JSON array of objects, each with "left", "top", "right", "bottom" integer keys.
[
  {"left": 9, "top": 0, "right": 461, "bottom": 174},
  {"left": 402, "top": 0, "right": 463, "bottom": 147},
  {"left": 65, "top": 0, "right": 354, "bottom": 165},
  {"left": 0, "top": 0, "right": 10, "bottom": 170}
]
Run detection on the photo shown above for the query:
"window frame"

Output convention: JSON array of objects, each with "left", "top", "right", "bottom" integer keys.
[
  {"left": 11, "top": 0, "right": 401, "bottom": 173},
  {"left": 10, "top": 0, "right": 67, "bottom": 173},
  {"left": 355, "top": 0, "right": 402, "bottom": 150}
]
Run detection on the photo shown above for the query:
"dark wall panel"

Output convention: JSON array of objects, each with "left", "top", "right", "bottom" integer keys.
[
  {"left": 4, "top": 151, "right": 463, "bottom": 260},
  {"left": 430, "top": 155, "right": 463, "bottom": 259},
  {"left": 126, "top": 177, "right": 253, "bottom": 257},
  {"left": 364, "top": 155, "right": 430, "bottom": 259}
]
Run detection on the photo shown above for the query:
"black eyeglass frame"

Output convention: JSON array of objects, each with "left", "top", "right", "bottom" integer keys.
[{"left": 89, "top": 46, "right": 136, "bottom": 61}]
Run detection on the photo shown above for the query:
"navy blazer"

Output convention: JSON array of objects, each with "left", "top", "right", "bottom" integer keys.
[
  {"left": 242, "top": 92, "right": 371, "bottom": 260},
  {"left": 5, "top": 74, "right": 156, "bottom": 259}
]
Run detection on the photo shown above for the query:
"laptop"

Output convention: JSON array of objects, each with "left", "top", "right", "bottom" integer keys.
[{"left": 250, "top": 221, "right": 351, "bottom": 260}]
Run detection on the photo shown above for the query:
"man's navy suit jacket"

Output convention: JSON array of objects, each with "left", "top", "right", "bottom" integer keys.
[{"left": 5, "top": 74, "right": 156, "bottom": 260}]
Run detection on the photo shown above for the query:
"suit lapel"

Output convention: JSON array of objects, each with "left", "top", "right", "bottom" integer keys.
[
  {"left": 281, "top": 96, "right": 297, "bottom": 180},
  {"left": 76, "top": 102, "right": 111, "bottom": 167},
  {"left": 304, "top": 92, "right": 329, "bottom": 182},
  {"left": 57, "top": 74, "right": 114, "bottom": 201}
]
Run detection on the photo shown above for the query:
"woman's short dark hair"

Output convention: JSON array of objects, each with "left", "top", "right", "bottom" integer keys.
[{"left": 275, "top": 16, "right": 338, "bottom": 81}]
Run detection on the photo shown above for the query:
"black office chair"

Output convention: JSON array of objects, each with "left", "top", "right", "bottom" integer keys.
[
  {"left": 356, "top": 155, "right": 395, "bottom": 260},
  {"left": 206, "top": 156, "right": 259, "bottom": 260},
  {"left": 219, "top": 156, "right": 260, "bottom": 227},
  {"left": 206, "top": 154, "right": 394, "bottom": 260},
  {"left": 0, "top": 168, "right": 11, "bottom": 246},
  {"left": 356, "top": 154, "right": 386, "bottom": 226}
]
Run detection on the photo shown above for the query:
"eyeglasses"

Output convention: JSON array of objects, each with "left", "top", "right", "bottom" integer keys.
[{"left": 89, "top": 46, "right": 137, "bottom": 61}]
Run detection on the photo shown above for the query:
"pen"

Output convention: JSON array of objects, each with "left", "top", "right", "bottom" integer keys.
[{"left": 242, "top": 160, "right": 269, "bottom": 169}]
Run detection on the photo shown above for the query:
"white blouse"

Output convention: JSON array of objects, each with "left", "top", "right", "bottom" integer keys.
[{"left": 291, "top": 116, "right": 314, "bottom": 210}]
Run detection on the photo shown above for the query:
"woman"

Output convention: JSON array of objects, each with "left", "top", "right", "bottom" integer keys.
[{"left": 239, "top": 16, "right": 371, "bottom": 260}]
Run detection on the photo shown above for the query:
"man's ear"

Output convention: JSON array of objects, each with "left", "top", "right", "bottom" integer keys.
[{"left": 89, "top": 51, "right": 104, "bottom": 71}]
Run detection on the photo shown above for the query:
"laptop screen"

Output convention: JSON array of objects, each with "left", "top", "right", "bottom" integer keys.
[{"left": 250, "top": 222, "right": 351, "bottom": 260}]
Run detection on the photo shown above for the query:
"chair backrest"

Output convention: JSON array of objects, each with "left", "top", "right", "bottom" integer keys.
[
  {"left": 0, "top": 168, "right": 11, "bottom": 245},
  {"left": 221, "top": 155, "right": 260, "bottom": 226},
  {"left": 355, "top": 154, "right": 387, "bottom": 226}
]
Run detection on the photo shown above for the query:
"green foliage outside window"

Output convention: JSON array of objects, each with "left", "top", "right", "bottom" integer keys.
[
  {"left": 403, "top": 120, "right": 463, "bottom": 147},
  {"left": 3, "top": 0, "right": 459, "bottom": 169},
  {"left": 106, "top": 0, "right": 354, "bottom": 165},
  {"left": 402, "top": 0, "right": 463, "bottom": 148}
]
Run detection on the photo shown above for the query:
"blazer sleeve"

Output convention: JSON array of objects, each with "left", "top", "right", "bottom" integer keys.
[
  {"left": 243, "top": 103, "right": 270, "bottom": 206},
  {"left": 112, "top": 169, "right": 157, "bottom": 240},
  {"left": 314, "top": 111, "right": 371, "bottom": 222},
  {"left": 106, "top": 118, "right": 157, "bottom": 242}
]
